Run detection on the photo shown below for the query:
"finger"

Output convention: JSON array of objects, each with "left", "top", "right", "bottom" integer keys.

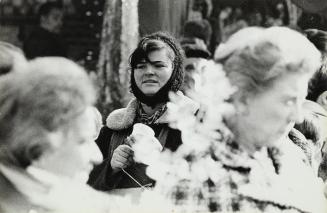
[
  {"left": 115, "top": 161, "right": 130, "bottom": 169},
  {"left": 124, "top": 136, "right": 134, "bottom": 146},
  {"left": 112, "top": 161, "right": 125, "bottom": 169},
  {"left": 118, "top": 145, "right": 134, "bottom": 155},
  {"left": 114, "top": 155, "right": 129, "bottom": 164},
  {"left": 115, "top": 149, "right": 130, "bottom": 158},
  {"left": 128, "top": 135, "right": 136, "bottom": 145}
]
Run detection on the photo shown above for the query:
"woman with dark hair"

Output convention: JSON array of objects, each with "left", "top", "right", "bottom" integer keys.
[{"left": 88, "top": 32, "right": 197, "bottom": 191}]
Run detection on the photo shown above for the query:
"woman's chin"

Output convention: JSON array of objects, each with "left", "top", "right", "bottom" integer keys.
[{"left": 142, "top": 90, "right": 158, "bottom": 97}]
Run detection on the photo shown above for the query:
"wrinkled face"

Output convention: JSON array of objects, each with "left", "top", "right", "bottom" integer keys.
[
  {"left": 134, "top": 48, "right": 174, "bottom": 96},
  {"left": 42, "top": 8, "right": 63, "bottom": 33},
  {"left": 240, "top": 73, "right": 310, "bottom": 147},
  {"left": 32, "top": 108, "right": 102, "bottom": 183}
]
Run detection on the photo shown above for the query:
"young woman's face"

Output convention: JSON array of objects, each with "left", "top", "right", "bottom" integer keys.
[
  {"left": 239, "top": 72, "right": 310, "bottom": 147},
  {"left": 32, "top": 108, "right": 102, "bottom": 183},
  {"left": 134, "top": 48, "right": 174, "bottom": 96}
]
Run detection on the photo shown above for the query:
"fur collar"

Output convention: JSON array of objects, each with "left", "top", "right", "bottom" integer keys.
[{"left": 106, "top": 92, "right": 199, "bottom": 130}]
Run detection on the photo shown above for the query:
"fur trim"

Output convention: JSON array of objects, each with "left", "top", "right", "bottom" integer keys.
[
  {"left": 106, "top": 92, "right": 199, "bottom": 130},
  {"left": 106, "top": 99, "right": 138, "bottom": 130}
]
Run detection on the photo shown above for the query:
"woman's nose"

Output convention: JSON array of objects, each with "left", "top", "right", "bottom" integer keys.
[{"left": 144, "top": 65, "right": 154, "bottom": 75}]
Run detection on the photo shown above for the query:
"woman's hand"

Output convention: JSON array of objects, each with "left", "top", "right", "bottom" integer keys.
[{"left": 110, "top": 144, "right": 134, "bottom": 172}]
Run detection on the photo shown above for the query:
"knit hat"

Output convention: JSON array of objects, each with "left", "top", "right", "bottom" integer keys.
[
  {"left": 181, "top": 37, "right": 211, "bottom": 59},
  {"left": 183, "top": 20, "right": 212, "bottom": 45}
]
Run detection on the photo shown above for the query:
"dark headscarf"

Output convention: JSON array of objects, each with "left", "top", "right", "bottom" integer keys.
[{"left": 130, "top": 32, "right": 185, "bottom": 107}]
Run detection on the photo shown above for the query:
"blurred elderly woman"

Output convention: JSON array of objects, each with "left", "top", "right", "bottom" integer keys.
[
  {"left": 213, "top": 27, "right": 326, "bottom": 212},
  {"left": 0, "top": 57, "right": 120, "bottom": 213}
]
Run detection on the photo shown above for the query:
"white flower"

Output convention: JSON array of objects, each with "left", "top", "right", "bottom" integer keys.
[
  {"left": 131, "top": 123, "right": 163, "bottom": 165},
  {"left": 143, "top": 59, "right": 235, "bottom": 212}
]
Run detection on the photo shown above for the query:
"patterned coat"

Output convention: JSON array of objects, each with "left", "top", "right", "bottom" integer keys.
[
  {"left": 88, "top": 94, "right": 199, "bottom": 191},
  {"left": 202, "top": 137, "right": 327, "bottom": 213}
]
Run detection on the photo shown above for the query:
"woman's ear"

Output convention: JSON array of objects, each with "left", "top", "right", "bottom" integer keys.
[{"left": 317, "top": 91, "right": 327, "bottom": 111}]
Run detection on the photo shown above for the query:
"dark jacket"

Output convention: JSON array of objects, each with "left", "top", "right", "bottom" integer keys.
[
  {"left": 23, "top": 27, "right": 67, "bottom": 59},
  {"left": 88, "top": 96, "right": 198, "bottom": 191}
]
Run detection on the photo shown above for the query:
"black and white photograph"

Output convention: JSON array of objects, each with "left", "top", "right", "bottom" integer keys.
[{"left": 0, "top": 0, "right": 327, "bottom": 212}]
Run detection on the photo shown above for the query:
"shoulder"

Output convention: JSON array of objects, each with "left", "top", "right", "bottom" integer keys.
[{"left": 106, "top": 99, "right": 138, "bottom": 130}]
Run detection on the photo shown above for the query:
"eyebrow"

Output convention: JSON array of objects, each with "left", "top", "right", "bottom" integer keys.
[
  {"left": 138, "top": 60, "right": 167, "bottom": 65},
  {"left": 149, "top": 60, "right": 166, "bottom": 64}
]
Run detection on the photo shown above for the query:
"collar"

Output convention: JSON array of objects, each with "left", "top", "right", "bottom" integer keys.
[
  {"left": 106, "top": 91, "right": 199, "bottom": 130},
  {"left": 137, "top": 102, "right": 167, "bottom": 125},
  {"left": 215, "top": 139, "right": 268, "bottom": 170},
  {"left": 0, "top": 164, "right": 119, "bottom": 213}
]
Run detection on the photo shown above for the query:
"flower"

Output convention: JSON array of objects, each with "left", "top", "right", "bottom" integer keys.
[
  {"left": 143, "top": 59, "right": 236, "bottom": 212},
  {"left": 131, "top": 123, "right": 163, "bottom": 165}
]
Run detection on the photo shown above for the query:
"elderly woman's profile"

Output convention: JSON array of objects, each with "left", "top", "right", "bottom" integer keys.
[
  {"left": 212, "top": 26, "right": 327, "bottom": 212},
  {"left": 0, "top": 57, "right": 120, "bottom": 213}
]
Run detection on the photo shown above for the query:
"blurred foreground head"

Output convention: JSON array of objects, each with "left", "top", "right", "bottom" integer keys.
[
  {"left": 215, "top": 26, "right": 321, "bottom": 149},
  {"left": 0, "top": 57, "right": 102, "bottom": 182}
]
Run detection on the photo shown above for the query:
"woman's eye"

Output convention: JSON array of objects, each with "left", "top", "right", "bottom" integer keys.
[
  {"left": 155, "top": 64, "right": 165, "bottom": 68},
  {"left": 136, "top": 64, "right": 146, "bottom": 69}
]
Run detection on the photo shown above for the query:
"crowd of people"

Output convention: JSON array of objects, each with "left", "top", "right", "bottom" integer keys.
[{"left": 1, "top": 1, "right": 327, "bottom": 213}]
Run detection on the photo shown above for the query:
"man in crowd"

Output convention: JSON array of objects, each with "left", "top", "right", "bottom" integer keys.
[{"left": 23, "top": 2, "right": 67, "bottom": 59}]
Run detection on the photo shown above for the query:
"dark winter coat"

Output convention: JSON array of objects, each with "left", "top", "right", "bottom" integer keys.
[
  {"left": 88, "top": 97, "right": 198, "bottom": 191},
  {"left": 23, "top": 27, "right": 67, "bottom": 59}
]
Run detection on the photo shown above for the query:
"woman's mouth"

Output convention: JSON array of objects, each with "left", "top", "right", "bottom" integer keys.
[{"left": 143, "top": 79, "right": 158, "bottom": 84}]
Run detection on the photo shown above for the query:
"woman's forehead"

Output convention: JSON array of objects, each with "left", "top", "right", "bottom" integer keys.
[{"left": 138, "top": 48, "right": 174, "bottom": 63}]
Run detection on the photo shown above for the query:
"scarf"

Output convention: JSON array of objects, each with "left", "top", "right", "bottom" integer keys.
[{"left": 136, "top": 102, "right": 167, "bottom": 125}]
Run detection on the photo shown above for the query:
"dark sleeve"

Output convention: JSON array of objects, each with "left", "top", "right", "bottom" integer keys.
[
  {"left": 87, "top": 126, "right": 125, "bottom": 191},
  {"left": 24, "top": 37, "right": 49, "bottom": 59},
  {"left": 23, "top": 32, "right": 67, "bottom": 59},
  {"left": 165, "top": 128, "right": 182, "bottom": 152},
  {"left": 152, "top": 124, "right": 182, "bottom": 152},
  {"left": 95, "top": 126, "right": 113, "bottom": 159}
]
